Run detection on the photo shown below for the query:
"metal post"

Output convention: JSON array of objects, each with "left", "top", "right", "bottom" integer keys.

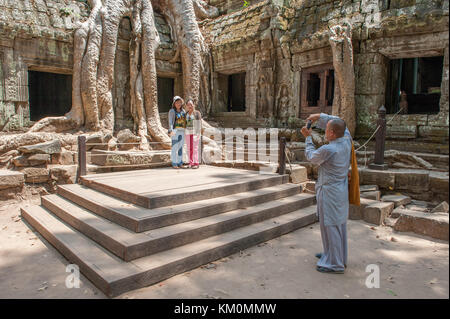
[
  {"left": 369, "top": 105, "right": 389, "bottom": 170},
  {"left": 279, "top": 137, "right": 286, "bottom": 175},
  {"left": 76, "top": 135, "right": 87, "bottom": 183}
]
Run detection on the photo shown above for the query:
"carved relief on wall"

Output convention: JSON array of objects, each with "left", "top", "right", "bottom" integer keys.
[
  {"left": 256, "top": 70, "right": 273, "bottom": 118},
  {"left": 276, "top": 83, "right": 291, "bottom": 121}
]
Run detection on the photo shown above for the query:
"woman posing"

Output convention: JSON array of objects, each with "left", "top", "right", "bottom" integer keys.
[
  {"left": 168, "top": 96, "right": 188, "bottom": 169},
  {"left": 185, "top": 99, "right": 202, "bottom": 169}
]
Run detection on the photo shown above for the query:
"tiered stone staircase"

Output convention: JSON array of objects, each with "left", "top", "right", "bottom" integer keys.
[{"left": 21, "top": 166, "right": 317, "bottom": 297}]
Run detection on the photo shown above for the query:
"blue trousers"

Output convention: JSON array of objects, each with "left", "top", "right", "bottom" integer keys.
[{"left": 171, "top": 129, "right": 185, "bottom": 166}]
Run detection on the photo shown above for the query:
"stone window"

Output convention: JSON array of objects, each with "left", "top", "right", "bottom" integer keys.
[
  {"left": 28, "top": 71, "right": 72, "bottom": 122},
  {"left": 157, "top": 76, "right": 175, "bottom": 113},
  {"left": 300, "top": 64, "right": 334, "bottom": 118},
  {"left": 385, "top": 56, "right": 443, "bottom": 114},
  {"left": 227, "top": 72, "right": 246, "bottom": 112}
]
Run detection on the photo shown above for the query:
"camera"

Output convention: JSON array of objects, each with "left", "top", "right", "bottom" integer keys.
[{"left": 306, "top": 120, "right": 312, "bottom": 130}]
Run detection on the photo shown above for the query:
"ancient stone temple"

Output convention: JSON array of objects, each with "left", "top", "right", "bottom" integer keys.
[
  {"left": 1, "top": 0, "right": 448, "bottom": 153},
  {"left": 0, "top": 1, "right": 449, "bottom": 299}
]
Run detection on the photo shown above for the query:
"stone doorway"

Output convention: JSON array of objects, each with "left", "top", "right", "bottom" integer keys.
[
  {"left": 28, "top": 71, "right": 72, "bottom": 122},
  {"left": 385, "top": 56, "right": 444, "bottom": 114},
  {"left": 227, "top": 72, "right": 246, "bottom": 112},
  {"left": 157, "top": 76, "right": 175, "bottom": 113}
]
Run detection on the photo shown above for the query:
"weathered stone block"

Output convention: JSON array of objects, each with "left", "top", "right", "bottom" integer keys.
[
  {"left": 393, "top": 211, "right": 449, "bottom": 241},
  {"left": 418, "top": 126, "right": 449, "bottom": 142},
  {"left": 360, "top": 190, "right": 381, "bottom": 200},
  {"left": 386, "top": 125, "right": 418, "bottom": 139},
  {"left": 429, "top": 172, "right": 449, "bottom": 194},
  {"left": 391, "top": 207, "right": 406, "bottom": 218},
  {"left": 0, "top": 150, "right": 18, "bottom": 166},
  {"left": 0, "top": 170, "right": 25, "bottom": 190},
  {"left": 394, "top": 170, "right": 429, "bottom": 193},
  {"left": 20, "top": 167, "right": 50, "bottom": 183},
  {"left": 19, "top": 139, "right": 61, "bottom": 155},
  {"left": 381, "top": 194, "right": 412, "bottom": 207},
  {"left": 27, "top": 154, "right": 51, "bottom": 166},
  {"left": 289, "top": 165, "right": 308, "bottom": 184},
  {"left": 363, "top": 202, "right": 394, "bottom": 225},
  {"left": 360, "top": 185, "right": 379, "bottom": 192},
  {"left": 360, "top": 168, "right": 395, "bottom": 189},
  {"left": 50, "top": 165, "right": 77, "bottom": 184},
  {"left": 59, "top": 150, "right": 74, "bottom": 165},
  {"left": 90, "top": 150, "right": 171, "bottom": 166},
  {"left": 431, "top": 201, "right": 449, "bottom": 214},
  {"left": 349, "top": 198, "right": 378, "bottom": 220},
  {"left": 12, "top": 155, "right": 29, "bottom": 167}
]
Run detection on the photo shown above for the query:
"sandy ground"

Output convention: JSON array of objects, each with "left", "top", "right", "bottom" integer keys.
[{"left": 0, "top": 197, "right": 448, "bottom": 299}]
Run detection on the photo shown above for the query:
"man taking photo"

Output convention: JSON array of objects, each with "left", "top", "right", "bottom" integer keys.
[{"left": 301, "top": 113, "right": 352, "bottom": 274}]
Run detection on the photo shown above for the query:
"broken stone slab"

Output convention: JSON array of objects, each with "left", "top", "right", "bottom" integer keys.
[
  {"left": 393, "top": 210, "right": 449, "bottom": 241},
  {"left": 27, "top": 154, "right": 51, "bottom": 166},
  {"left": 363, "top": 201, "right": 395, "bottom": 225},
  {"left": 411, "top": 199, "right": 432, "bottom": 208},
  {"left": 49, "top": 165, "right": 77, "bottom": 184},
  {"left": 391, "top": 207, "right": 407, "bottom": 218},
  {"left": 405, "top": 204, "right": 430, "bottom": 213},
  {"left": 12, "top": 155, "right": 30, "bottom": 167},
  {"left": 0, "top": 170, "right": 25, "bottom": 190},
  {"left": 20, "top": 167, "right": 50, "bottom": 183},
  {"left": 18, "top": 139, "right": 62, "bottom": 155},
  {"left": 0, "top": 150, "right": 19, "bottom": 166},
  {"left": 85, "top": 133, "right": 111, "bottom": 151},
  {"left": 431, "top": 201, "right": 449, "bottom": 214},
  {"left": 300, "top": 181, "right": 316, "bottom": 194},
  {"left": 384, "top": 217, "right": 398, "bottom": 227},
  {"left": 360, "top": 184, "right": 379, "bottom": 192},
  {"left": 349, "top": 198, "right": 378, "bottom": 220},
  {"left": 381, "top": 194, "right": 412, "bottom": 207},
  {"left": 360, "top": 190, "right": 381, "bottom": 201},
  {"left": 117, "top": 129, "right": 141, "bottom": 150},
  {"left": 288, "top": 165, "right": 308, "bottom": 184},
  {"left": 60, "top": 150, "right": 75, "bottom": 165}
]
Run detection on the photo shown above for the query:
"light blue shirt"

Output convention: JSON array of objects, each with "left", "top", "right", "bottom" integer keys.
[{"left": 305, "top": 113, "right": 352, "bottom": 226}]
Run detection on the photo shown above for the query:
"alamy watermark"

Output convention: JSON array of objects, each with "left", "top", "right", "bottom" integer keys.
[
  {"left": 365, "top": 264, "right": 380, "bottom": 288},
  {"left": 65, "top": 264, "right": 80, "bottom": 289},
  {"left": 172, "top": 123, "right": 280, "bottom": 174}
]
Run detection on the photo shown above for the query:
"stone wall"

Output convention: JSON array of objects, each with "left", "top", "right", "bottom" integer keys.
[
  {"left": 0, "top": 0, "right": 448, "bottom": 153},
  {"left": 0, "top": 0, "right": 181, "bottom": 132},
  {"left": 203, "top": 0, "right": 449, "bottom": 151},
  {"left": 0, "top": 0, "right": 88, "bottom": 130}
]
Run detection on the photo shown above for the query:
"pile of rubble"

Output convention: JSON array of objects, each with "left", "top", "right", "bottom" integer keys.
[
  {"left": 0, "top": 139, "right": 78, "bottom": 199},
  {"left": 354, "top": 185, "right": 448, "bottom": 241}
]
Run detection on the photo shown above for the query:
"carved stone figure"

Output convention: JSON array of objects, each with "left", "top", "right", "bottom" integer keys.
[
  {"left": 276, "top": 84, "right": 291, "bottom": 121},
  {"left": 399, "top": 90, "right": 409, "bottom": 114},
  {"left": 257, "top": 73, "right": 271, "bottom": 118}
]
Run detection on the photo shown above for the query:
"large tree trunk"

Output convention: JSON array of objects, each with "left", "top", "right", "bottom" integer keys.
[
  {"left": 158, "top": 0, "right": 218, "bottom": 107},
  {"left": 20, "top": 0, "right": 222, "bottom": 155},
  {"left": 329, "top": 22, "right": 356, "bottom": 136}
]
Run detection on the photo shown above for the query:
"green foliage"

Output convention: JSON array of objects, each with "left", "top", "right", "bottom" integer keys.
[{"left": 59, "top": 7, "right": 73, "bottom": 17}]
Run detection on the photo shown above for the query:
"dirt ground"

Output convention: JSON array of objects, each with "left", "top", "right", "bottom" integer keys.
[{"left": 0, "top": 196, "right": 448, "bottom": 299}]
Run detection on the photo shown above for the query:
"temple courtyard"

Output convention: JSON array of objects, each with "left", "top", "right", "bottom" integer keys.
[{"left": 0, "top": 187, "right": 447, "bottom": 299}]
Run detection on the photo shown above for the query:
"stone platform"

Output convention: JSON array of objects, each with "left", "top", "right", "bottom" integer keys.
[{"left": 21, "top": 166, "right": 317, "bottom": 297}]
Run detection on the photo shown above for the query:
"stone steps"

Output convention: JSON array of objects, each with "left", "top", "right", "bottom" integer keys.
[
  {"left": 40, "top": 192, "right": 315, "bottom": 261},
  {"left": 21, "top": 166, "right": 318, "bottom": 297},
  {"left": 21, "top": 203, "right": 317, "bottom": 297},
  {"left": 57, "top": 183, "right": 302, "bottom": 232},
  {"left": 80, "top": 172, "right": 289, "bottom": 209}
]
